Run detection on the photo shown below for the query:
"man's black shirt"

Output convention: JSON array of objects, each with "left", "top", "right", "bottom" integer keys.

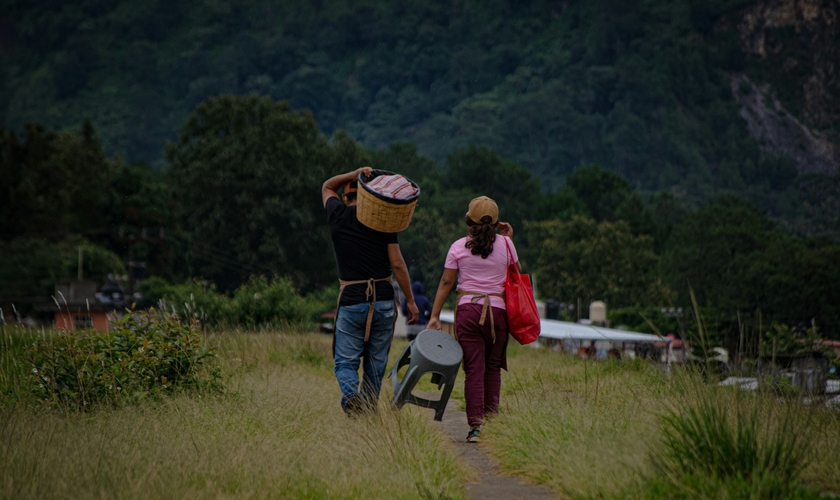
[{"left": 326, "top": 196, "right": 398, "bottom": 306}]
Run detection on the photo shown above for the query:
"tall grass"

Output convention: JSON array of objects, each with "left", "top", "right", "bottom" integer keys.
[
  {"left": 480, "top": 344, "right": 840, "bottom": 499},
  {"left": 0, "top": 331, "right": 469, "bottom": 500},
  {"left": 651, "top": 374, "right": 817, "bottom": 498},
  {"left": 0, "top": 324, "right": 43, "bottom": 407}
]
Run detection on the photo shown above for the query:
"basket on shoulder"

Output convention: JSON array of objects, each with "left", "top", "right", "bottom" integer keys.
[{"left": 356, "top": 169, "right": 420, "bottom": 233}]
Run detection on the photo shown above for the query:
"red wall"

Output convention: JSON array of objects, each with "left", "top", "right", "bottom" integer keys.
[{"left": 54, "top": 310, "right": 110, "bottom": 332}]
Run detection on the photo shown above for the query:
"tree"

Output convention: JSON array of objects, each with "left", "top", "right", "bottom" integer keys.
[
  {"left": 443, "top": 145, "right": 542, "bottom": 228},
  {"left": 566, "top": 164, "right": 633, "bottom": 222},
  {"left": 396, "top": 208, "right": 463, "bottom": 294},
  {"left": 746, "top": 236, "right": 840, "bottom": 333},
  {"left": 660, "top": 195, "right": 773, "bottom": 313},
  {"left": 167, "top": 96, "right": 360, "bottom": 292},
  {"left": 527, "top": 215, "right": 671, "bottom": 308},
  {"left": 0, "top": 121, "right": 115, "bottom": 240},
  {"left": 0, "top": 236, "right": 125, "bottom": 307}
]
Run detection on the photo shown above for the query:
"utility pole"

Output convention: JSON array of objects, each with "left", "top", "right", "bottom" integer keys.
[
  {"left": 77, "top": 246, "right": 85, "bottom": 280},
  {"left": 119, "top": 228, "right": 164, "bottom": 298}
]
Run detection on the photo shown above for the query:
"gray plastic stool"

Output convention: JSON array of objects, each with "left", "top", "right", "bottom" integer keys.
[{"left": 389, "top": 329, "right": 463, "bottom": 421}]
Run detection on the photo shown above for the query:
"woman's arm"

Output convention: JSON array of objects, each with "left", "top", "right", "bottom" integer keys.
[
  {"left": 498, "top": 221, "right": 513, "bottom": 238},
  {"left": 426, "top": 268, "right": 458, "bottom": 331}
]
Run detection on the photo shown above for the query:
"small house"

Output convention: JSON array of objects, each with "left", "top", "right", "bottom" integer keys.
[{"left": 37, "top": 280, "right": 128, "bottom": 332}]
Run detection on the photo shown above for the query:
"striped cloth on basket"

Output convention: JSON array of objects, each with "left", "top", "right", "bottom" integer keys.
[{"left": 366, "top": 174, "right": 418, "bottom": 200}]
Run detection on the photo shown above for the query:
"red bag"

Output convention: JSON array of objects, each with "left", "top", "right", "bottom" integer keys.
[{"left": 503, "top": 238, "right": 541, "bottom": 344}]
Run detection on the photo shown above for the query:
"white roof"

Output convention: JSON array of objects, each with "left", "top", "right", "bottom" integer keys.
[{"left": 439, "top": 311, "right": 670, "bottom": 344}]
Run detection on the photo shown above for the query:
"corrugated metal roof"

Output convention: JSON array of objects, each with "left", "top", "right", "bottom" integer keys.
[{"left": 439, "top": 312, "right": 671, "bottom": 344}]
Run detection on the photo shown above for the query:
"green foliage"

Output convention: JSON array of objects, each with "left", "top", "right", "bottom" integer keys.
[
  {"left": 442, "top": 145, "right": 542, "bottom": 228},
  {"left": 0, "top": 121, "right": 173, "bottom": 309},
  {"left": 609, "top": 306, "right": 682, "bottom": 335},
  {"left": 137, "top": 277, "right": 229, "bottom": 325},
  {"left": 394, "top": 208, "right": 462, "bottom": 289},
  {"left": 654, "top": 387, "right": 811, "bottom": 498},
  {"left": 526, "top": 216, "right": 673, "bottom": 307},
  {"left": 0, "top": 122, "right": 115, "bottom": 237},
  {"left": 759, "top": 323, "right": 834, "bottom": 359},
  {"left": 662, "top": 196, "right": 771, "bottom": 308},
  {"left": 662, "top": 195, "right": 840, "bottom": 337},
  {"left": 228, "top": 276, "right": 320, "bottom": 329},
  {"left": 0, "top": 236, "right": 125, "bottom": 304},
  {"left": 26, "top": 309, "right": 219, "bottom": 410},
  {"left": 633, "top": 473, "right": 822, "bottom": 500},
  {"left": 137, "top": 275, "right": 328, "bottom": 328},
  {"left": 566, "top": 164, "right": 632, "bottom": 222},
  {"left": 4, "top": 0, "right": 826, "bottom": 209},
  {"left": 166, "top": 95, "right": 362, "bottom": 292}
]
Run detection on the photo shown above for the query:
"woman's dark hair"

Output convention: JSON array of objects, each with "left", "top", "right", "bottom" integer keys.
[{"left": 465, "top": 215, "right": 498, "bottom": 259}]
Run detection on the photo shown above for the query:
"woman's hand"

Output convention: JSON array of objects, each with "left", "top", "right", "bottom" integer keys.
[
  {"left": 498, "top": 221, "right": 514, "bottom": 238},
  {"left": 426, "top": 317, "right": 442, "bottom": 331}
]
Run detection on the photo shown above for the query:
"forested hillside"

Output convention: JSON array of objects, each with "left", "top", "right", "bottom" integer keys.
[{"left": 2, "top": 2, "right": 837, "bottom": 201}]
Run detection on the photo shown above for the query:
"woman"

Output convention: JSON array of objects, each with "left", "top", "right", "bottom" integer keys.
[{"left": 427, "top": 196, "right": 516, "bottom": 443}]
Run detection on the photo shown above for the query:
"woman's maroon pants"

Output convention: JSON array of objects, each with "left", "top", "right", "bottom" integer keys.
[{"left": 456, "top": 303, "right": 509, "bottom": 428}]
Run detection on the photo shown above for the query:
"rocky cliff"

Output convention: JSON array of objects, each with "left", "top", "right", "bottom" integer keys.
[{"left": 721, "top": 0, "right": 840, "bottom": 174}]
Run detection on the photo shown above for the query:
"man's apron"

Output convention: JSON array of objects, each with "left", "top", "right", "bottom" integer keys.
[{"left": 333, "top": 277, "right": 399, "bottom": 355}]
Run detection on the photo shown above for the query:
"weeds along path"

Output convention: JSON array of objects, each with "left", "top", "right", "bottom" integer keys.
[
  {"left": 418, "top": 392, "right": 556, "bottom": 499},
  {"left": 0, "top": 332, "right": 468, "bottom": 500}
]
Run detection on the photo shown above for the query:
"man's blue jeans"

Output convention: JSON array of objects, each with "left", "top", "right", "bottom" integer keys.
[{"left": 334, "top": 300, "right": 396, "bottom": 408}]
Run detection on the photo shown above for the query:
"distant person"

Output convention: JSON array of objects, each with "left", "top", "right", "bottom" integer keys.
[
  {"left": 427, "top": 196, "right": 516, "bottom": 443},
  {"left": 322, "top": 167, "right": 419, "bottom": 416},
  {"left": 402, "top": 281, "right": 432, "bottom": 340}
]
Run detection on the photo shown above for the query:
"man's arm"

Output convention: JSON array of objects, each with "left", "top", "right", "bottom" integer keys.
[
  {"left": 321, "top": 166, "right": 372, "bottom": 207},
  {"left": 426, "top": 268, "right": 458, "bottom": 331},
  {"left": 388, "top": 243, "right": 419, "bottom": 324}
]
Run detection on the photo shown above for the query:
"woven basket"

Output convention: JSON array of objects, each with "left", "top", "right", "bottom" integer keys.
[{"left": 356, "top": 169, "right": 420, "bottom": 233}]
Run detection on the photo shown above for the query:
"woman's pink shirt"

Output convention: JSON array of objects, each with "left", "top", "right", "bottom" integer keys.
[{"left": 444, "top": 235, "right": 518, "bottom": 310}]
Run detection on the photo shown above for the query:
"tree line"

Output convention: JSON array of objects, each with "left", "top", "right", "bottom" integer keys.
[{"left": 2, "top": 95, "right": 839, "bottom": 347}]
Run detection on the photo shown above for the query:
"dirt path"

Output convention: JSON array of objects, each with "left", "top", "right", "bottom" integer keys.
[{"left": 422, "top": 395, "right": 556, "bottom": 500}]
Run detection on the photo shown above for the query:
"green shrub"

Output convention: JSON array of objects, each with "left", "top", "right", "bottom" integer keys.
[
  {"left": 228, "top": 276, "right": 318, "bottom": 328},
  {"left": 27, "top": 309, "right": 219, "bottom": 410},
  {"left": 653, "top": 384, "right": 811, "bottom": 498},
  {"left": 137, "top": 277, "right": 229, "bottom": 324},
  {"left": 138, "top": 276, "right": 332, "bottom": 328}
]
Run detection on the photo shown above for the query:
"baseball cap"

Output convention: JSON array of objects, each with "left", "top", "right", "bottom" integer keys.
[
  {"left": 467, "top": 196, "right": 498, "bottom": 224},
  {"left": 344, "top": 180, "right": 358, "bottom": 196}
]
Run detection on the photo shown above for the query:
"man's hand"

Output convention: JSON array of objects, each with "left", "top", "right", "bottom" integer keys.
[
  {"left": 498, "top": 221, "right": 514, "bottom": 238},
  {"left": 322, "top": 166, "right": 375, "bottom": 206},
  {"left": 406, "top": 300, "right": 419, "bottom": 325},
  {"left": 427, "top": 317, "right": 442, "bottom": 331}
]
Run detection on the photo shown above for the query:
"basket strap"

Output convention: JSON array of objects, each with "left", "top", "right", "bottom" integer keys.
[
  {"left": 454, "top": 290, "right": 505, "bottom": 343},
  {"left": 337, "top": 277, "right": 393, "bottom": 342}
]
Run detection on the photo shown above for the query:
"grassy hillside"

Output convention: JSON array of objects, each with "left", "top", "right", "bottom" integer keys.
[{"left": 2, "top": 0, "right": 833, "bottom": 198}]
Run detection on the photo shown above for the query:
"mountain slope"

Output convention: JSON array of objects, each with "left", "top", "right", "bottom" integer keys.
[{"left": 0, "top": 0, "right": 836, "bottom": 198}]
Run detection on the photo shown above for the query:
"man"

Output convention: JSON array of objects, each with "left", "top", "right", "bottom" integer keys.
[{"left": 322, "top": 166, "right": 419, "bottom": 415}]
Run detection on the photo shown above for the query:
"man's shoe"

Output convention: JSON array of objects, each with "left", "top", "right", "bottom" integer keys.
[
  {"left": 343, "top": 395, "right": 364, "bottom": 417},
  {"left": 466, "top": 427, "right": 481, "bottom": 443}
]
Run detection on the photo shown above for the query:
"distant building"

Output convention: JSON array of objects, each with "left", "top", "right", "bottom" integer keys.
[{"left": 36, "top": 279, "right": 128, "bottom": 332}]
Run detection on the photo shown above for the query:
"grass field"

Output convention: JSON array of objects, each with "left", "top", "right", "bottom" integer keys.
[
  {"left": 1, "top": 330, "right": 469, "bottom": 499},
  {"left": 485, "top": 344, "right": 840, "bottom": 498},
  {"left": 2, "top": 327, "right": 839, "bottom": 499}
]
